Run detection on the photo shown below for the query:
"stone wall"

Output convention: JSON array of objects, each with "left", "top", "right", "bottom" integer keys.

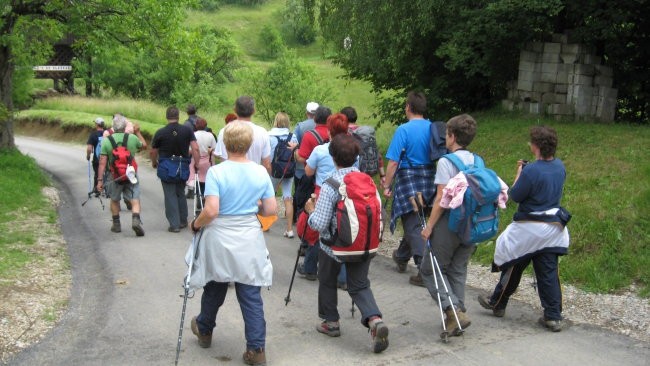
[{"left": 502, "top": 34, "right": 617, "bottom": 122}]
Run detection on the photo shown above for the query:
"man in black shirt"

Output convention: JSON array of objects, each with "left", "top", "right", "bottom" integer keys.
[
  {"left": 86, "top": 117, "right": 106, "bottom": 194},
  {"left": 150, "top": 106, "right": 201, "bottom": 232}
]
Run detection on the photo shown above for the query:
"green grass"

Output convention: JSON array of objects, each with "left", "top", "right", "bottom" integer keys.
[{"left": 0, "top": 149, "right": 52, "bottom": 279}]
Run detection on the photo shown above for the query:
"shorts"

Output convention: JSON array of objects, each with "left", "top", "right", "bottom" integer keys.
[
  {"left": 270, "top": 177, "right": 293, "bottom": 199},
  {"left": 107, "top": 179, "right": 140, "bottom": 201}
]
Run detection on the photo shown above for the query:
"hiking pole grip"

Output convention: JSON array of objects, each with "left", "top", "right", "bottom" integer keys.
[
  {"left": 409, "top": 196, "right": 419, "bottom": 212},
  {"left": 416, "top": 192, "right": 424, "bottom": 210}
]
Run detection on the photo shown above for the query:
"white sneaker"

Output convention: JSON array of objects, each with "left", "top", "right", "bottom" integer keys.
[{"left": 284, "top": 231, "right": 294, "bottom": 238}]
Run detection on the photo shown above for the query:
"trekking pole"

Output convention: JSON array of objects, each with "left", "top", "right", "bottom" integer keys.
[
  {"left": 410, "top": 194, "right": 463, "bottom": 343},
  {"left": 284, "top": 242, "right": 301, "bottom": 306},
  {"left": 81, "top": 161, "right": 104, "bottom": 210},
  {"left": 350, "top": 299, "right": 355, "bottom": 318},
  {"left": 175, "top": 228, "right": 203, "bottom": 365}
]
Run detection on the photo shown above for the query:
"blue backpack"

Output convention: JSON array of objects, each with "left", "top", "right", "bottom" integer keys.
[
  {"left": 444, "top": 153, "right": 501, "bottom": 245},
  {"left": 94, "top": 134, "right": 104, "bottom": 159}
]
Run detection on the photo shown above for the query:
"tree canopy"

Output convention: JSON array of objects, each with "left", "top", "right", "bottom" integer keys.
[{"left": 316, "top": 0, "right": 649, "bottom": 123}]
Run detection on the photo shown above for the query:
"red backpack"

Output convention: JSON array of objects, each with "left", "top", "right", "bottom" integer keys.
[
  {"left": 322, "top": 172, "right": 382, "bottom": 261},
  {"left": 107, "top": 134, "right": 137, "bottom": 184}
]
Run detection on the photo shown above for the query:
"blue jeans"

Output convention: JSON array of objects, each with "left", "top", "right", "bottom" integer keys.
[{"left": 195, "top": 281, "right": 266, "bottom": 350}]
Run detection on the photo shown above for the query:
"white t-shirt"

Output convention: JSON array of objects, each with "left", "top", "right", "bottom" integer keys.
[
  {"left": 434, "top": 150, "right": 476, "bottom": 186},
  {"left": 194, "top": 130, "right": 217, "bottom": 156},
  {"left": 214, "top": 120, "right": 271, "bottom": 164}
]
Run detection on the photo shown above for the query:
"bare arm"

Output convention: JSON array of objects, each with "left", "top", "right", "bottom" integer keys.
[
  {"left": 305, "top": 163, "right": 315, "bottom": 177},
  {"left": 382, "top": 160, "right": 398, "bottom": 196},
  {"left": 96, "top": 155, "right": 108, "bottom": 192},
  {"left": 259, "top": 196, "right": 277, "bottom": 217},
  {"left": 190, "top": 141, "right": 201, "bottom": 169},
  {"left": 261, "top": 156, "right": 271, "bottom": 175},
  {"left": 86, "top": 144, "right": 93, "bottom": 161},
  {"left": 294, "top": 149, "right": 307, "bottom": 164},
  {"left": 150, "top": 148, "right": 159, "bottom": 168},
  {"left": 192, "top": 195, "right": 220, "bottom": 230},
  {"left": 133, "top": 124, "right": 147, "bottom": 150}
]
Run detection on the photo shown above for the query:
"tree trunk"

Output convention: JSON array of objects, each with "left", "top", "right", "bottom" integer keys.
[
  {"left": 0, "top": 43, "right": 15, "bottom": 150},
  {"left": 86, "top": 55, "right": 93, "bottom": 96}
]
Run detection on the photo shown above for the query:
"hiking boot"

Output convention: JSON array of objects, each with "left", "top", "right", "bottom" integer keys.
[
  {"left": 392, "top": 250, "right": 407, "bottom": 273},
  {"left": 132, "top": 216, "right": 145, "bottom": 237},
  {"left": 477, "top": 293, "right": 505, "bottom": 317},
  {"left": 191, "top": 316, "right": 212, "bottom": 348},
  {"left": 538, "top": 317, "right": 563, "bottom": 332},
  {"left": 242, "top": 348, "right": 266, "bottom": 366},
  {"left": 369, "top": 321, "right": 389, "bottom": 353},
  {"left": 297, "top": 264, "right": 317, "bottom": 281},
  {"left": 409, "top": 273, "right": 425, "bottom": 287},
  {"left": 316, "top": 320, "right": 341, "bottom": 337},
  {"left": 124, "top": 198, "right": 132, "bottom": 211},
  {"left": 111, "top": 219, "right": 121, "bottom": 233},
  {"left": 444, "top": 307, "right": 471, "bottom": 336}
]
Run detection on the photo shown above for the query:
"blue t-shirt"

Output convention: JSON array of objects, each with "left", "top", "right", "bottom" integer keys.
[
  {"left": 306, "top": 143, "right": 336, "bottom": 187},
  {"left": 204, "top": 160, "right": 275, "bottom": 215},
  {"left": 385, "top": 118, "right": 432, "bottom": 167},
  {"left": 509, "top": 158, "right": 566, "bottom": 213}
]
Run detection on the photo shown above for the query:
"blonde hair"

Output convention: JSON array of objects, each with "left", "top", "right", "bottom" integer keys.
[
  {"left": 273, "top": 112, "right": 290, "bottom": 129},
  {"left": 224, "top": 122, "right": 253, "bottom": 154}
]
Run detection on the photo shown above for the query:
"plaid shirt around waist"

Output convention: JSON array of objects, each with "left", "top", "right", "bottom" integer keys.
[{"left": 389, "top": 166, "right": 436, "bottom": 232}]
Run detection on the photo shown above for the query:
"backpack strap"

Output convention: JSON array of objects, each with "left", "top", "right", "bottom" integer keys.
[
  {"left": 107, "top": 134, "right": 118, "bottom": 150},
  {"left": 443, "top": 153, "right": 467, "bottom": 172},
  {"left": 307, "top": 129, "right": 325, "bottom": 145},
  {"left": 324, "top": 176, "right": 340, "bottom": 192},
  {"left": 122, "top": 133, "right": 130, "bottom": 147}
]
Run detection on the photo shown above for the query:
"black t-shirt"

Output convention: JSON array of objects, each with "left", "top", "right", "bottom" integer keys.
[
  {"left": 151, "top": 123, "right": 196, "bottom": 158},
  {"left": 86, "top": 130, "right": 104, "bottom": 163}
]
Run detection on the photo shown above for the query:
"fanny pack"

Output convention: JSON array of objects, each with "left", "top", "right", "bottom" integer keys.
[
  {"left": 513, "top": 206, "right": 572, "bottom": 227},
  {"left": 157, "top": 155, "right": 191, "bottom": 183}
]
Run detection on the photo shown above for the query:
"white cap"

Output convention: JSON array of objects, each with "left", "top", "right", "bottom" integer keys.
[
  {"left": 94, "top": 117, "right": 105, "bottom": 125},
  {"left": 306, "top": 102, "right": 319, "bottom": 114}
]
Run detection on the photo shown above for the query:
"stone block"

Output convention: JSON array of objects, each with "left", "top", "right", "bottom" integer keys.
[
  {"left": 518, "top": 90, "right": 542, "bottom": 102},
  {"left": 520, "top": 50, "right": 539, "bottom": 63},
  {"left": 555, "top": 93, "right": 567, "bottom": 104},
  {"left": 568, "top": 85, "right": 595, "bottom": 109},
  {"left": 594, "top": 75, "right": 613, "bottom": 88},
  {"left": 529, "top": 102, "right": 542, "bottom": 114},
  {"left": 541, "top": 92, "right": 557, "bottom": 103},
  {"left": 548, "top": 103, "right": 573, "bottom": 115},
  {"left": 542, "top": 52, "right": 561, "bottom": 63},
  {"left": 517, "top": 78, "right": 534, "bottom": 91},
  {"left": 596, "top": 97, "right": 617, "bottom": 121},
  {"left": 541, "top": 62, "right": 559, "bottom": 74},
  {"left": 540, "top": 72, "right": 557, "bottom": 83},
  {"left": 501, "top": 99, "right": 516, "bottom": 111},
  {"left": 561, "top": 43, "right": 582, "bottom": 55},
  {"left": 573, "top": 64, "right": 595, "bottom": 76},
  {"left": 544, "top": 42, "right": 561, "bottom": 54},
  {"left": 506, "top": 80, "right": 516, "bottom": 90},
  {"left": 560, "top": 53, "right": 578, "bottom": 64},
  {"left": 555, "top": 84, "right": 568, "bottom": 94},
  {"left": 519, "top": 60, "right": 538, "bottom": 72},
  {"left": 594, "top": 64, "right": 613, "bottom": 77},
  {"left": 556, "top": 65, "right": 570, "bottom": 83},
  {"left": 581, "top": 54, "right": 602, "bottom": 65},
  {"left": 518, "top": 69, "right": 537, "bottom": 82},
  {"left": 533, "top": 82, "right": 555, "bottom": 93},
  {"left": 598, "top": 86, "right": 618, "bottom": 100},
  {"left": 569, "top": 73, "right": 594, "bottom": 86},
  {"left": 527, "top": 42, "right": 544, "bottom": 53}
]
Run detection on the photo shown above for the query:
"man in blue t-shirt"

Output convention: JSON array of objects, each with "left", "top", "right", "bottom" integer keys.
[{"left": 382, "top": 91, "right": 436, "bottom": 287}]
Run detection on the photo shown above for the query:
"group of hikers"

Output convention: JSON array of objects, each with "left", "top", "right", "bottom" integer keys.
[{"left": 85, "top": 92, "right": 570, "bottom": 366}]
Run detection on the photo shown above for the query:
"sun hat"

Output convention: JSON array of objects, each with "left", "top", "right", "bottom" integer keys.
[{"left": 306, "top": 102, "right": 319, "bottom": 114}]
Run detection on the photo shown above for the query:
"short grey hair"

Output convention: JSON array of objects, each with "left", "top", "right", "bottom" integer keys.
[{"left": 113, "top": 114, "right": 127, "bottom": 132}]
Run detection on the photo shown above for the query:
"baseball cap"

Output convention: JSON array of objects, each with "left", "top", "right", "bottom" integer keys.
[
  {"left": 306, "top": 102, "right": 319, "bottom": 114},
  {"left": 94, "top": 117, "right": 105, "bottom": 126}
]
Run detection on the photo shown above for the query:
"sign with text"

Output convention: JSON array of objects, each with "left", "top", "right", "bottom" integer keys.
[{"left": 33, "top": 65, "right": 72, "bottom": 71}]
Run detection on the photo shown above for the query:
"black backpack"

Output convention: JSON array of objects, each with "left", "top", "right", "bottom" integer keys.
[
  {"left": 429, "top": 120, "right": 448, "bottom": 161},
  {"left": 350, "top": 125, "right": 379, "bottom": 176},
  {"left": 271, "top": 133, "right": 296, "bottom": 179}
]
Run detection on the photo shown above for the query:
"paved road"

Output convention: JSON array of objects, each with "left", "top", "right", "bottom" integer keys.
[{"left": 10, "top": 136, "right": 650, "bottom": 365}]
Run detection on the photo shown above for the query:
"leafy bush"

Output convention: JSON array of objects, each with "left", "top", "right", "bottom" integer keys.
[
  {"left": 221, "top": 0, "right": 268, "bottom": 5},
  {"left": 238, "top": 50, "right": 333, "bottom": 124},
  {"left": 281, "top": 0, "right": 317, "bottom": 45},
  {"left": 259, "top": 24, "right": 285, "bottom": 59}
]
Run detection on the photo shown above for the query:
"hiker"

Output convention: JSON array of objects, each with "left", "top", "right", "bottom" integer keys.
[
  {"left": 304, "top": 133, "right": 389, "bottom": 353},
  {"left": 150, "top": 106, "right": 201, "bottom": 233},
  {"left": 184, "top": 104, "right": 199, "bottom": 132},
  {"left": 102, "top": 113, "right": 135, "bottom": 209},
  {"left": 187, "top": 117, "right": 217, "bottom": 214},
  {"left": 188, "top": 121, "right": 277, "bottom": 366},
  {"left": 213, "top": 96, "right": 271, "bottom": 173},
  {"left": 340, "top": 106, "right": 386, "bottom": 186},
  {"left": 477, "top": 125, "right": 570, "bottom": 332},
  {"left": 86, "top": 117, "right": 105, "bottom": 193},
  {"left": 382, "top": 91, "right": 436, "bottom": 286},
  {"left": 294, "top": 105, "right": 331, "bottom": 281},
  {"left": 96, "top": 114, "right": 147, "bottom": 236},
  {"left": 291, "top": 102, "right": 319, "bottom": 216},
  {"left": 268, "top": 112, "right": 298, "bottom": 239},
  {"left": 305, "top": 113, "right": 351, "bottom": 289},
  {"left": 419, "top": 114, "right": 479, "bottom": 336}
]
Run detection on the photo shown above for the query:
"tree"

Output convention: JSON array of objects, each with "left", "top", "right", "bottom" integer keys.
[
  {"left": 316, "top": 1, "right": 649, "bottom": 123},
  {"left": 0, "top": 0, "right": 192, "bottom": 150}
]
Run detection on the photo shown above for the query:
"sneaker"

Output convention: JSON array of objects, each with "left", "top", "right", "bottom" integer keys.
[
  {"left": 370, "top": 321, "right": 389, "bottom": 353},
  {"left": 168, "top": 227, "right": 181, "bottom": 233},
  {"left": 111, "top": 219, "right": 121, "bottom": 233},
  {"left": 316, "top": 320, "right": 341, "bottom": 337},
  {"left": 283, "top": 230, "right": 294, "bottom": 239},
  {"left": 297, "top": 264, "right": 317, "bottom": 281},
  {"left": 538, "top": 317, "right": 563, "bottom": 332},
  {"left": 132, "top": 216, "right": 145, "bottom": 237},
  {"left": 409, "top": 273, "right": 425, "bottom": 287},
  {"left": 392, "top": 250, "right": 407, "bottom": 273},
  {"left": 124, "top": 199, "right": 132, "bottom": 211},
  {"left": 191, "top": 316, "right": 212, "bottom": 348},
  {"left": 477, "top": 293, "right": 505, "bottom": 317},
  {"left": 242, "top": 348, "right": 266, "bottom": 366}
]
